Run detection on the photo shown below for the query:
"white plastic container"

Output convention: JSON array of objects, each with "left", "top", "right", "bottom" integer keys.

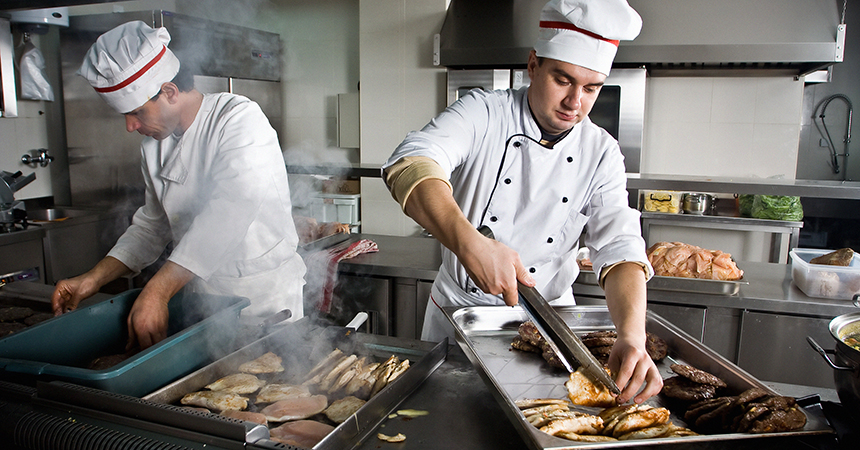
[
  {"left": 309, "top": 193, "right": 360, "bottom": 226},
  {"left": 790, "top": 248, "right": 860, "bottom": 300}
]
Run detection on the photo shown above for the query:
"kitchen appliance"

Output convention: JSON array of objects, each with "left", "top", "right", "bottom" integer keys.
[
  {"left": 446, "top": 305, "right": 834, "bottom": 449},
  {"left": 447, "top": 67, "right": 645, "bottom": 173},
  {"left": 808, "top": 305, "right": 860, "bottom": 413},
  {"left": 58, "top": 11, "right": 282, "bottom": 209},
  {"left": 436, "top": 0, "right": 845, "bottom": 77},
  {"left": 0, "top": 170, "right": 36, "bottom": 233}
]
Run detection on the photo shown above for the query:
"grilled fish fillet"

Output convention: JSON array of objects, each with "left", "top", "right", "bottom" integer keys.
[
  {"left": 324, "top": 395, "right": 367, "bottom": 423},
  {"left": 256, "top": 384, "right": 311, "bottom": 404},
  {"left": 205, "top": 373, "right": 266, "bottom": 394},
  {"left": 260, "top": 394, "right": 328, "bottom": 422},
  {"left": 270, "top": 420, "right": 335, "bottom": 448},
  {"left": 181, "top": 391, "right": 248, "bottom": 411},
  {"left": 239, "top": 352, "right": 284, "bottom": 374}
]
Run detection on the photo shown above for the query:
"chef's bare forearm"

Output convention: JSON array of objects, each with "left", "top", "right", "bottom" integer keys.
[
  {"left": 138, "top": 261, "right": 196, "bottom": 305},
  {"left": 403, "top": 179, "right": 481, "bottom": 257},
  {"left": 84, "top": 256, "right": 134, "bottom": 288},
  {"left": 601, "top": 262, "right": 648, "bottom": 343}
]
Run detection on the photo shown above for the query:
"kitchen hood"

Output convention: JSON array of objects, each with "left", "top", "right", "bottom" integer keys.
[{"left": 437, "top": 0, "right": 846, "bottom": 76}]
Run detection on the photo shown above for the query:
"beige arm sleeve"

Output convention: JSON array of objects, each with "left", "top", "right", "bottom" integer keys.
[
  {"left": 383, "top": 156, "right": 453, "bottom": 211},
  {"left": 598, "top": 261, "right": 651, "bottom": 289}
]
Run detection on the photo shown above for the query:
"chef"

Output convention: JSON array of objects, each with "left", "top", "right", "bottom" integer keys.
[
  {"left": 51, "top": 21, "right": 306, "bottom": 350},
  {"left": 383, "top": 0, "right": 660, "bottom": 404}
]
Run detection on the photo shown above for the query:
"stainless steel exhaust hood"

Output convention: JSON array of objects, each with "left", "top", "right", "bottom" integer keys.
[{"left": 437, "top": 0, "right": 846, "bottom": 76}]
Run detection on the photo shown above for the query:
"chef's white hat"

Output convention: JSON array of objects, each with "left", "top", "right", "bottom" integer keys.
[
  {"left": 534, "top": 0, "right": 642, "bottom": 76},
  {"left": 77, "top": 21, "right": 180, "bottom": 113}
]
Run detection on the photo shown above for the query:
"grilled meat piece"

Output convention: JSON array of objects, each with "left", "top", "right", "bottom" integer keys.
[
  {"left": 256, "top": 384, "right": 311, "bottom": 404},
  {"left": 660, "top": 375, "right": 716, "bottom": 402},
  {"left": 23, "top": 312, "right": 53, "bottom": 326},
  {"left": 518, "top": 321, "right": 544, "bottom": 347},
  {"left": 744, "top": 407, "right": 807, "bottom": 433},
  {"left": 324, "top": 395, "right": 366, "bottom": 423},
  {"left": 540, "top": 414, "right": 604, "bottom": 437},
  {"left": 566, "top": 367, "right": 616, "bottom": 408},
  {"left": 511, "top": 335, "right": 541, "bottom": 353},
  {"left": 239, "top": 352, "right": 284, "bottom": 374},
  {"left": 205, "top": 373, "right": 266, "bottom": 394},
  {"left": 270, "top": 420, "right": 335, "bottom": 448},
  {"left": 670, "top": 364, "right": 727, "bottom": 388},
  {"left": 0, "top": 306, "right": 34, "bottom": 322},
  {"left": 260, "top": 394, "right": 328, "bottom": 422},
  {"left": 645, "top": 332, "right": 668, "bottom": 361},
  {"left": 181, "top": 390, "right": 248, "bottom": 412},
  {"left": 647, "top": 241, "right": 744, "bottom": 280},
  {"left": 810, "top": 248, "right": 855, "bottom": 266}
]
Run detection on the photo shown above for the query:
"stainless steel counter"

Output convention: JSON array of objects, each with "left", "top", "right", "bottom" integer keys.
[
  {"left": 574, "top": 261, "right": 860, "bottom": 318},
  {"left": 336, "top": 233, "right": 442, "bottom": 280},
  {"left": 627, "top": 173, "right": 860, "bottom": 200}
]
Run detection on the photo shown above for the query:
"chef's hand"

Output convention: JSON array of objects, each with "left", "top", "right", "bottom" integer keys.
[
  {"left": 460, "top": 233, "right": 535, "bottom": 306},
  {"left": 126, "top": 261, "right": 195, "bottom": 350},
  {"left": 51, "top": 275, "right": 99, "bottom": 316},
  {"left": 608, "top": 335, "right": 663, "bottom": 405},
  {"left": 51, "top": 256, "right": 132, "bottom": 316},
  {"left": 601, "top": 262, "right": 662, "bottom": 404},
  {"left": 126, "top": 290, "right": 170, "bottom": 350}
]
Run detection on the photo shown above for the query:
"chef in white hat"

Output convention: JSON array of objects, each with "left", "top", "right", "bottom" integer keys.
[
  {"left": 52, "top": 21, "right": 306, "bottom": 350},
  {"left": 383, "top": 0, "right": 661, "bottom": 404}
]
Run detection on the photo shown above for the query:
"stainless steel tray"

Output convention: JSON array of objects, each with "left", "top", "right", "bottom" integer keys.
[
  {"left": 577, "top": 270, "right": 747, "bottom": 296},
  {"left": 444, "top": 305, "right": 832, "bottom": 450},
  {"left": 144, "top": 320, "right": 447, "bottom": 449}
]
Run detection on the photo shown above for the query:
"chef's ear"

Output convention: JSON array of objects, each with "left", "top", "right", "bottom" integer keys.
[{"left": 158, "top": 82, "right": 181, "bottom": 104}]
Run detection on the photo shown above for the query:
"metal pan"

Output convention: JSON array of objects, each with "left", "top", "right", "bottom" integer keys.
[
  {"left": 444, "top": 305, "right": 832, "bottom": 449},
  {"left": 144, "top": 318, "right": 447, "bottom": 449},
  {"left": 577, "top": 269, "right": 747, "bottom": 296}
]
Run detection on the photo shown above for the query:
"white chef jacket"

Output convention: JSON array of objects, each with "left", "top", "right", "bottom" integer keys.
[
  {"left": 384, "top": 87, "right": 650, "bottom": 342},
  {"left": 108, "top": 93, "right": 306, "bottom": 319}
]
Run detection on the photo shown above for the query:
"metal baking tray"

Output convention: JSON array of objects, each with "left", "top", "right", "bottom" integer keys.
[
  {"left": 577, "top": 269, "right": 747, "bottom": 296},
  {"left": 444, "top": 305, "right": 832, "bottom": 450},
  {"left": 144, "top": 319, "right": 447, "bottom": 449}
]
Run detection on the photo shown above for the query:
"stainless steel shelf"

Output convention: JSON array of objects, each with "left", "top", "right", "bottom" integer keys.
[{"left": 627, "top": 173, "right": 860, "bottom": 200}]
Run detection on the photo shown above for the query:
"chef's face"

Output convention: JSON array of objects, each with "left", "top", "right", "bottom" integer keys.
[
  {"left": 526, "top": 50, "right": 606, "bottom": 135},
  {"left": 124, "top": 85, "right": 180, "bottom": 140}
]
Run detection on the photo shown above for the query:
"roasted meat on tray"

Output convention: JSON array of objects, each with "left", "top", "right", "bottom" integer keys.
[{"left": 647, "top": 241, "right": 744, "bottom": 280}]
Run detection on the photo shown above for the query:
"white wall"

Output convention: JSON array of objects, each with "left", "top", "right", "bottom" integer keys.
[
  {"left": 641, "top": 76, "right": 804, "bottom": 180},
  {"left": 358, "top": 0, "right": 447, "bottom": 236}
]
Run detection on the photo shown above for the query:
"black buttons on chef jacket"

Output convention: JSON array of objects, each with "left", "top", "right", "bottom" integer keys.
[
  {"left": 504, "top": 178, "right": 512, "bottom": 184},
  {"left": 490, "top": 216, "right": 498, "bottom": 222},
  {"left": 562, "top": 197, "right": 568, "bottom": 203},
  {"left": 567, "top": 156, "right": 573, "bottom": 163},
  {"left": 513, "top": 141, "right": 522, "bottom": 148},
  {"left": 529, "top": 267, "right": 536, "bottom": 273},
  {"left": 547, "top": 237, "right": 554, "bottom": 243},
  {"left": 471, "top": 288, "right": 478, "bottom": 293}
]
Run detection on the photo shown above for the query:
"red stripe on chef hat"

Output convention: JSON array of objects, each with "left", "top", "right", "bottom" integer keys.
[
  {"left": 94, "top": 45, "right": 168, "bottom": 93},
  {"left": 539, "top": 21, "right": 620, "bottom": 47}
]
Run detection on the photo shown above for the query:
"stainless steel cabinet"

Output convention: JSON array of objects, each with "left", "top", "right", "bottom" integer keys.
[
  {"left": 737, "top": 311, "right": 835, "bottom": 389},
  {"left": 332, "top": 273, "right": 433, "bottom": 340}
]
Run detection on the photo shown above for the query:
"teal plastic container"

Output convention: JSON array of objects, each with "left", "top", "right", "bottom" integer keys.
[{"left": 0, "top": 289, "right": 249, "bottom": 397}]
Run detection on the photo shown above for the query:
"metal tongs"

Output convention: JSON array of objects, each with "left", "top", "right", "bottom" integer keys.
[{"left": 478, "top": 225, "right": 622, "bottom": 395}]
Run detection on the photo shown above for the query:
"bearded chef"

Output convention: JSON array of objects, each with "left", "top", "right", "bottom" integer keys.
[
  {"left": 383, "top": 0, "right": 660, "bottom": 404},
  {"left": 51, "top": 21, "right": 306, "bottom": 350}
]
